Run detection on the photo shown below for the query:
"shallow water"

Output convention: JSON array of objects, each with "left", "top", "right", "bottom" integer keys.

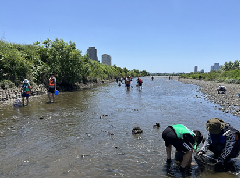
[{"left": 0, "top": 77, "right": 239, "bottom": 178}]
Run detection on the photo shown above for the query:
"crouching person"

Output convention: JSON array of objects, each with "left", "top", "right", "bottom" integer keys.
[
  {"left": 198, "top": 118, "right": 240, "bottom": 168},
  {"left": 162, "top": 124, "right": 203, "bottom": 172},
  {"left": 217, "top": 85, "right": 226, "bottom": 94}
]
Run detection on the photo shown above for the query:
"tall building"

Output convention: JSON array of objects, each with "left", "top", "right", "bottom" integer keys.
[
  {"left": 211, "top": 63, "right": 220, "bottom": 71},
  {"left": 194, "top": 66, "right": 198, "bottom": 73},
  {"left": 87, "top": 47, "right": 98, "bottom": 61},
  {"left": 102, "top": 54, "right": 112, "bottom": 66}
]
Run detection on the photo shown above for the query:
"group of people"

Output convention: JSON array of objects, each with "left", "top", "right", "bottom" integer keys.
[
  {"left": 116, "top": 76, "right": 144, "bottom": 90},
  {"left": 21, "top": 73, "right": 57, "bottom": 106},
  {"left": 162, "top": 118, "right": 240, "bottom": 172}
]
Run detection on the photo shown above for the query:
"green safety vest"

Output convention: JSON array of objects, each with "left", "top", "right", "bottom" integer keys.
[
  {"left": 171, "top": 124, "right": 198, "bottom": 150},
  {"left": 22, "top": 83, "right": 30, "bottom": 91}
]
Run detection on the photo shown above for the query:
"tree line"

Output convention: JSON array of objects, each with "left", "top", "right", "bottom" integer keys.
[
  {"left": 0, "top": 38, "right": 150, "bottom": 89},
  {"left": 181, "top": 60, "right": 240, "bottom": 84}
]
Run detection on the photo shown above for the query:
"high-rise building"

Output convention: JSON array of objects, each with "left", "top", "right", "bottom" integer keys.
[
  {"left": 87, "top": 47, "right": 98, "bottom": 61},
  {"left": 194, "top": 66, "right": 198, "bottom": 73},
  {"left": 102, "top": 54, "right": 111, "bottom": 66},
  {"left": 211, "top": 63, "right": 220, "bottom": 71}
]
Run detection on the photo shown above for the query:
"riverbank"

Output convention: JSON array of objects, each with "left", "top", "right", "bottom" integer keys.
[
  {"left": 0, "top": 79, "right": 115, "bottom": 105},
  {"left": 180, "top": 78, "right": 240, "bottom": 117}
]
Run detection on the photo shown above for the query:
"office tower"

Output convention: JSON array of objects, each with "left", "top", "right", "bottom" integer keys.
[
  {"left": 214, "top": 63, "right": 220, "bottom": 71},
  {"left": 194, "top": 66, "right": 198, "bottom": 73},
  {"left": 102, "top": 54, "right": 112, "bottom": 66},
  {"left": 211, "top": 63, "right": 220, "bottom": 71},
  {"left": 87, "top": 47, "right": 98, "bottom": 61}
]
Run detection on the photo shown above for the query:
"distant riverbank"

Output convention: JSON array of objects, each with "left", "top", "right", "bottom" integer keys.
[{"left": 180, "top": 78, "right": 240, "bottom": 117}]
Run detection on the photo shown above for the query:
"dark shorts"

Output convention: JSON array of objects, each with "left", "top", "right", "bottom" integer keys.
[
  {"left": 48, "top": 87, "right": 55, "bottom": 93},
  {"left": 22, "top": 93, "right": 30, "bottom": 97},
  {"left": 162, "top": 126, "right": 193, "bottom": 152},
  {"left": 138, "top": 83, "right": 142, "bottom": 86},
  {"left": 126, "top": 84, "right": 130, "bottom": 87}
]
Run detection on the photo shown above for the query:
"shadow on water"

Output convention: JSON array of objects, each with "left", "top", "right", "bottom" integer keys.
[{"left": 0, "top": 77, "right": 240, "bottom": 177}]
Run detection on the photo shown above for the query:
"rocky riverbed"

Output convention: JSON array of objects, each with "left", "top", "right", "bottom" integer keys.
[
  {"left": 0, "top": 85, "right": 47, "bottom": 102},
  {"left": 180, "top": 78, "right": 240, "bottom": 117},
  {"left": 0, "top": 79, "right": 115, "bottom": 104}
]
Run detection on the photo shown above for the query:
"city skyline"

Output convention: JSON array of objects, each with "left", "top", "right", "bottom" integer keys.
[{"left": 194, "top": 62, "right": 220, "bottom": 73}]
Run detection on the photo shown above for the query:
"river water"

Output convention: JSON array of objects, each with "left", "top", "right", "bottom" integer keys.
[{"left": 0, "top": 77, "right": 240, "bottom": 178}]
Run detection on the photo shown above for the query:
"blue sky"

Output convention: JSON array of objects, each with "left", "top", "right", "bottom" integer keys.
[{"left": 1, "top": 0, "right": 240, "bottom": 73}]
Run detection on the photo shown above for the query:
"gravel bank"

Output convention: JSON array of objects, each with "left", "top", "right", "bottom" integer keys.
[{"left": 180, "top": 78, "right": 240, "bottom": 117}]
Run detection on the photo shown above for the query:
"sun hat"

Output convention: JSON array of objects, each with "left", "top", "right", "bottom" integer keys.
[
  {"left": 23, "top": 79, "right": 29, "bottom": 83},
  {"left": 206, "top": 118, "right": 225, "bottom": 134}
]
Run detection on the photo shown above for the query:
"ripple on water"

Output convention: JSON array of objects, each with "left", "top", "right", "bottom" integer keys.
[{"left": 0, "top": 77, "right": 240, "bottom": 177}]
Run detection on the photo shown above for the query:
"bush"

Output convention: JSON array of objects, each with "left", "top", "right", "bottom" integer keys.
[{"left": 0, "top": 39, "right": 150, "bottom": 89}]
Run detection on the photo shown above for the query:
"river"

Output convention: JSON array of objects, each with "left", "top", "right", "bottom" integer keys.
[{"left": 0, "top": 76, "right": 239, "bottom": 178}]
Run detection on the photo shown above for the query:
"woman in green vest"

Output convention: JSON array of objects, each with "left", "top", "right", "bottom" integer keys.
[{"left": 162, "top": 124, "right": 203, "bottom": 172}]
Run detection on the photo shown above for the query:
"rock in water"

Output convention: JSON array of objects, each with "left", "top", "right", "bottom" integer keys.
[
  {"left": 13, "top": 99, "right": 22, "bottom": 107},
  {"left": 132, "top": 127, "right": 143, "bottom": 134},
  {"left": 153, "top": 123, "right": 160, "bottom": 128}
]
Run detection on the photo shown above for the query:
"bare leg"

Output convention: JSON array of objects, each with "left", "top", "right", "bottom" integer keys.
[
  {"left": 52, "top": 93, "right": 55, "bottom": 102},
  {"left": 26, "top": 97, "right": 29, "bottom": 105},
  {"left": 48, "top": 92, "right": 51, "bottom": 102},
  {"left": 166, "top": 145, "right": 172, "bottom": 159},
  {"left": 181, "top": 150, "right": 193, "bottom": 168}
]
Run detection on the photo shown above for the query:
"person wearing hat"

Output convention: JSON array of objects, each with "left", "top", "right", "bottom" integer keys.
[
  {"left": 48, "top": 73, "right": 56, "bottom": 103},
  {"left": 21, "top": 79, "right": 31, "bottom": 106},
  {"left": 162, "top": 124, "right": 203, "bottom": 172},
  {"left": 198, "top": 118, "right": 240, "bottom": 165},
  {"left": 217, "top": 85, "right": 226, "bottom": 94}
]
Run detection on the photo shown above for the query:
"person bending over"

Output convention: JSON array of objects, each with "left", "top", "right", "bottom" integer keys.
[{"left": 162, "top": 124, "right": 203, "bottom": 172}]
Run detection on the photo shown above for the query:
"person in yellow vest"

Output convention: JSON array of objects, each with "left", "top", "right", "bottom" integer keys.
[
  {"left": 162, "top": 124, "right": 203, "bottom": 172},
  {"left": 48, "top": 73, "right": 56, "bottom": 103},
  {"left": 21, "top": 79, "right": 31, "bottom": 106}
]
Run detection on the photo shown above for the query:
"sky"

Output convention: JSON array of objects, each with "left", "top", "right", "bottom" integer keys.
[{"left": 1, "top": 0, "right": 240, "bottom": 73}]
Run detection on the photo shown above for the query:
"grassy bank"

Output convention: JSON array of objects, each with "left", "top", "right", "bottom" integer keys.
[{"left": 181, "top": 69, "right": 240, "bottom": 84}]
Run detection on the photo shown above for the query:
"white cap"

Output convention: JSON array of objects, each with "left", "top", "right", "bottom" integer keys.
[{"left": 23, "top": 79, "right": 29, "bottom": 83}]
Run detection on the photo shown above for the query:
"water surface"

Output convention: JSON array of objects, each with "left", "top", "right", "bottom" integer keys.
[{"left": 0, "top": 77, "right": 239, "bottom": 177}]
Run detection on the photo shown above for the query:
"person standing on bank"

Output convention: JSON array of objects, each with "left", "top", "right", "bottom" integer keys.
[
  {"left": 162, "top": 124, "right": 203, "bottom": 172},
  {"left": 48, "top": 73, "right": 56, "bottom": 103},
  {"left": 22, "top": 79, "right": 31, "bottom": 106},
  {"left": 197, "top": 118, "right": 240, "bottom": 166}
]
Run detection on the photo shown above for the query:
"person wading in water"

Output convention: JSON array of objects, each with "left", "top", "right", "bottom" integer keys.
[{"left": 48, "top": 73, "right": 56, "bottom": 103}]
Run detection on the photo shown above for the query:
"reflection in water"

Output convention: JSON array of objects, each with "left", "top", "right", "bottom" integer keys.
[{"left": 0, "top": 77, "right": 240, "bottom": 177}]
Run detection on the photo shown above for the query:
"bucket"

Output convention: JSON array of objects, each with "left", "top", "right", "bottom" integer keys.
[
  {"left": 55, "top": 90, "right": 59, "bottom": 95},
  {"left": 239, "top": 94, "right": 240, "bottom": 98}
]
